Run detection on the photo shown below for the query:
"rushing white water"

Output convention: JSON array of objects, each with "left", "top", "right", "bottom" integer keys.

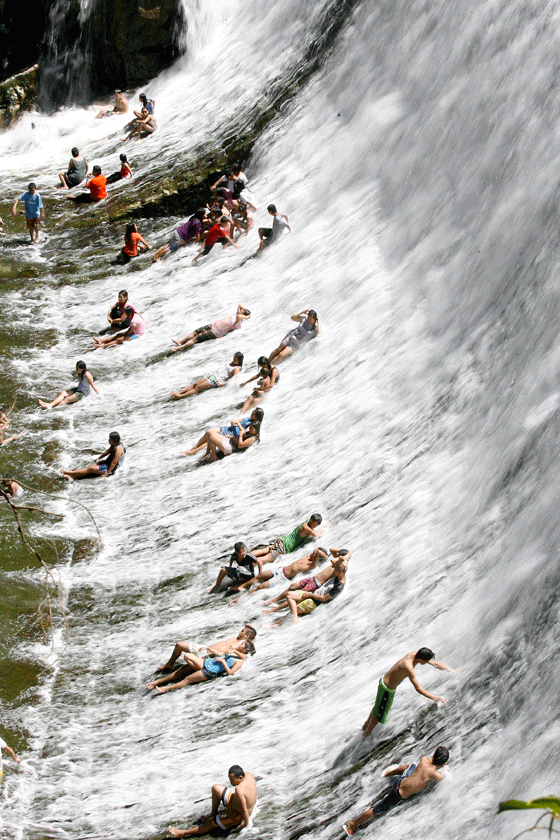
[{"left": 1, "top": 0, "right": 560, "bottom": 838}]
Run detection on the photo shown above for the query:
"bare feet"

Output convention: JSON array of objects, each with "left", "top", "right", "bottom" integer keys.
[
  {"left": 168, "top": 827, "right": 186, "bottom": 837},
  {"left": 38, "top": 399, "right": 50, "bottom": 410},
  {"left": 182, "top": 448, "right": 196, "bottom": 457},
  {"left": 171, "top": 391, "right": 181, "bottom": 400},
  {"left": 171, "top": 338, "right": 181, "bottom": 346},
  {"left": 146, "top": 681, "right": 157, "bottom": 690},
  {"left": 60, "top": 470, "right": 73, "bottom": 482}
]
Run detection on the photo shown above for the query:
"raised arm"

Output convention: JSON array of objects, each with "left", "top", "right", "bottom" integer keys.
[{"left": 290, "top": 310, "right": 307, "bottom": 322}]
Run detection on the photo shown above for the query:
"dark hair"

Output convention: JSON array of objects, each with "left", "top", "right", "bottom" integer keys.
[
  {"left": 124, "top": 305, "right": 135, "bottom": 316},
  {"left": 316, "top": 547, "right": 328, "bottom": 557},
  {"left": 139, "top": 93, "right": 147, "bottom": 102},
  {"left": 258, "top": 356, "right": 272, "bottom": 375},
  {"left": 234, "top": 541, "right": 246, "bottom": 554},
  {"left": 228, "top": 765, "right": 245, "bottom": 778},
  {"left": 118, "top": 289, "right": 128, "bottom": 298},
  {"left": 125, "top": 223, "right": 136, "bottom": 247},
  {"left": 309, "top": 513, "right": 322, "bottom": 524},
  {"left": 433, "top": 746, "right": 449, "bottom": 766},
  {"left": 92, "top": 165, "right": 101, "bottom": 175},
  {"left": 243, "top": 640, "right": 256, "bottom": 656},
  {"left": 215, "top": 187, "right": 227, "bottom": 198},
  {"left": 233, "top": 179, "right": 245, "bottom": 197},
  {"left": 224, "top": 170, "right": 233, "bottom": 178},
  {"left": 219, "top": 215, "right": 228, "bottom": 224},
  {"left": 76, "top": 360, "right": 87, "bottom": 374},
  {"left": 119, "top": 153, "right": 128, "bottom": 163},
  {"left": 338, "top": 549, "right": 349, "bottom": 556},
  {"left": 232, "top": 164, "right": 241, "bottom": 173},
  {"left": 109, "top": 431, "right": 121, "bottom": 444},
  {"left": 308, "top": 309, "right": 318, "bottom": 320},
  {"left": 71, "top": 147, "right": 79, "bottom": 157},
  {"left": 242, "top": 308, "right": 251, "bottom": 316},
  {"left": 252, "top": 407, "right": 264, "bottom": 422},
  {"left": 194, "top": 208, "right": 207, "bottom": 222},
  {"left": 233, "top": 352, "right": 244, "bottom": 367},
  {"left": 267, "top": 204, "right": 277, "bottom": 213},
  {"left": 416, "top": 647, "right": 435, "bottom": 662},
  {"left": 244, "top": 624, "right": 257, "bottom": 639},
  {"left": 248, "top": 408, "right": 264, "bottom": 442},
  {"left": 28, "top": 182, "right": 36, "bottom": 190}
]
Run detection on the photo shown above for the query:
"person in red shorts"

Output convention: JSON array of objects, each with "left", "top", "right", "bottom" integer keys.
[
  {"left": 193, "top": 215, "right": 238, "bottom": 263},
  {"left": 117, "top": 223, "right": 151, "bottom": 264},
  {"left": 68, "top": 165, "right": 107, "bottom": 204}
]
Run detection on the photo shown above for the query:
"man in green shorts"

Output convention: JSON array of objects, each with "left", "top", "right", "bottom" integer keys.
[
  {"left": 251, "top": 514, "right": 323, "bottom": 565},
  {"left": 362, "top": 648, "right": 454, "bottom": 738}
]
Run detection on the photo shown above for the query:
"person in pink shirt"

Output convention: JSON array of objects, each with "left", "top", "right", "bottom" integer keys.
[
  {"left": 93, "top": 306, "right": 145, "bottom": 349},
  {"left": 169, "top": 304, "right": 250, "bottom": 353}
]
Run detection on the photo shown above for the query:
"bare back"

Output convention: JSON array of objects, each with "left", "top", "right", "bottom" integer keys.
[
  {"left": 228, "top": 772, "right": 257, "bottom": 819},
  {"left": 399, "top": 755, "right": 445, "bottom": 799},
  {"left": 383, "top": 651, "right": 418, "bottom": 690},
  {"left": 286, "top": 552, "right": 319, "bottom": 577}
]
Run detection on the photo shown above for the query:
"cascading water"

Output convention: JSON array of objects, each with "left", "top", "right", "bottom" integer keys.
[{"left": 1, "top": 0, "right": 560, "bottom": 838}]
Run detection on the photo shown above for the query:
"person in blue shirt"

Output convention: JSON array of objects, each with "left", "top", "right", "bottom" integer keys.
[{"left": 11, "top": 182, "right": 44, "bottom": 243}]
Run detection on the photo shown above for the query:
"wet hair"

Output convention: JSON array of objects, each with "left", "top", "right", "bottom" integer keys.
[
  {"left": 92, "top": 165, "right": 101, "bottom": 175},
  {"left": 267, "top": 204, "right": 277, "bottom": 213},
  {"left": 243, "top": 640, "right": 256, "bottom": 656},
  {"left": 125, "top": 223, "right": 137, "bottom": 248},
  {"left": 28, "top": 182, "right": 36, "bottom": 191},
  {"left": 248, "top": 408, "right": 264, "bottom": 442},
  {"left": 71, "top": 147, "right": 79, "bottom": 157},
  {"left": 244, "top": 624, "right": 257, "bottom": 640},
  {"left": 215, "top": 187, "right": 227, "bottom": 198},
  {"left": 119, "top": 153, "right": 128, "bottom": 163},
  {"left": 416, "top": 647, "right": 435, "bottom": 661},
  {"left": 233, "top": 179, "right": 245, "bottom": 197},
  {"left": 242, "top": 307, "right": 251, "bottom": 316},
  {"left": 219, "top": 215, "right": 229, "bottom": 224},
  {"left": 118, "top": 289, "right": 128, "bottom": 298},
  {"left": 233, "top": 352, "right": 244, "bottom": 367},
  {"left": 258, "top": 356, "right": 272, "bottom": 375},
  {"left": 194, "top": 208, "right": 207, "bottom": 222},
  {"left": 252, "top": 407, "right": 264, "bottom": 423},
  {"left": 228, "top": 765, "right": 245, "bottom": 778},
  {"left": 433, "top": 746, "right": 449, "bottom": 766},
  {"left": 76, "top": 360, "right": 87, "bottom": 374},
  {"left": 124, "top": 305, "right": 135, "bottom": 316},
  {"left": 139, "top": 93, "right": 147, "bottom": 102},
  {"left": 309, "top": 513, "right": 323, "bottom": 525},
  {"left": 108, "top": 431, "right": 121, "bottom": 445},
  {"left": 224, "top": 170, "right": 233, "bottom": 179},
  {"left": 232, "top": 164, "right": 241, "bottom": 173},
  {"left": 234, "top": 541, "right": 246, "bottom": 554},
  {"left": 308, "top": 309, "right": 318, "bottom": 320},
  {"left": 338, "top": 549, "right": 349, "bottom": 556}
]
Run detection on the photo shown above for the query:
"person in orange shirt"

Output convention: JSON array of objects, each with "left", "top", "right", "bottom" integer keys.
[
  {"left": 67, "top": 165, "right": 107, "bottom": 204},
  {"left": 116, "top": 222, "right": 151, "bottom": 264}
]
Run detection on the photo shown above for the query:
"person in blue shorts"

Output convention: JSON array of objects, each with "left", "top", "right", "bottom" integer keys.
[{"left": 11, "top": 182, "right": 44, "bottom": 243}]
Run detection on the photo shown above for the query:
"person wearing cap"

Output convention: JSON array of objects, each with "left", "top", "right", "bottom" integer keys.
[
  {"left": 96, "top": 90, "right": 129, "bottom": 118},
  {"left": 361, "top": 649, "right": 455, "bottom": 739},
  {"left": 153, "top": 209, "right": 207, "bottom": 260},
  {"left": 268, "top": 308, "right": 321, "bottom": 365},
  {"left": 11, "top": 183, "right": 44, "bottom": 243}
]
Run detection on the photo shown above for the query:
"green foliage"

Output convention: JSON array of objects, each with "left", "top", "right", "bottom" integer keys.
[{"left": 498, "top": 797, "right": 560, "bottom": 839}]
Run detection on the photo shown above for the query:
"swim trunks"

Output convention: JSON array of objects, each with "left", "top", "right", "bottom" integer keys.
[
  {"left": 221, "top": 787, "right": 234, "bottom": 807},
  {"left": 372, "top": 764, "right": 417, "bottom": 815},
  {"left": 98, "top": 463, "right": 109, "bottom": 474},
  {"left": 268, "top": 536, "right": 286, "bottom": 560},
  {"left": 194, "top": 325, "right": 216, "bottom": 342},
  {"left": 270, "top": 567, "right": 289, "bottom": 586},
  {"left": 371, "top": 676, "right": 397, "bottom": 725},
  {"left": 298, "top": 598, "right": 317, "bottom": 614},
  {"left": 299, "top": 576, "right": 319, "bottom": 592}
]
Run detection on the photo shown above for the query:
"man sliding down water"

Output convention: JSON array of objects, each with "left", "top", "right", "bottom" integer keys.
[
  {"left": 361, "top": 649, "right": 454, "bottom": 738},
  {"left": 168, "top": 765, "right": 257, "bottom": 837},
  {"left": 342, "top": 746, "right": 450, "bottom": 835},
  {"left": 155, "top": 625, "right": 257, "bottom": 671}
]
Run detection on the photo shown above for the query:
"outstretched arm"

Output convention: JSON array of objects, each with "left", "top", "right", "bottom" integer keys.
[
  {"left": 409, "top": 674, "right": 447, "bottom": 704},
  {"left": 428, "top": 659, "right": 455, "bottom": 672}
]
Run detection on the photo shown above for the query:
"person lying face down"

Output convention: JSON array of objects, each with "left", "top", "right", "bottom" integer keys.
[{"left": 146, "top": 639, "right": 256, "bottom": 693}]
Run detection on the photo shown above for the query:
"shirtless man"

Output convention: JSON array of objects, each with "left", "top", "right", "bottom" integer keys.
[
  {"left": 251, "top": 514, "right": 323, "bottom": 565},
  {"left": 156, "top": 625, "right": 256, "bottom": 671},
  {"left": 169, "top": 765, "right": 257, "bottom": 837},
  {"left": 362, "top": 648, "right": 454, "bottom": 738},
  {"left": 342, "top": 747, "right": 450, "bottom": 835},
  {"left": 262, "top": 548, "right": 351, "bottom": 612},
  {"left": 231, "top": 546, "right": 329, "bottom": 597}
]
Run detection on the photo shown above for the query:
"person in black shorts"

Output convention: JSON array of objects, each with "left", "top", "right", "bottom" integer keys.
[{"left": 209, "top": 542, "right": 263, "bottom": 593}]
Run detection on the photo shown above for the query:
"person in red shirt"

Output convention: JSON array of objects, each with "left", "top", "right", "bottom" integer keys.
[
  {"left": 67, "top": 165, "right": 107, "bottom": 204},
  {"left": 116, "top": 223, "right": 151, "bottom": 264},
  {"left": 193, "top": 216, "right": 239, "bottom": 263}
]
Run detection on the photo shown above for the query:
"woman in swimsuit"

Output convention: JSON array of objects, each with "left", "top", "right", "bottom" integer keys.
[
  {"left": 106, "top": 153, "right": 133, "bottom": 184},
  {"left": 145, "top": 640, "right": 255, "bottom": 693},
  {"left": 171, "top": 353, "right": 244, "bottom": 400},
  {"left": 238, "top": 356, "right": 279, "bottom": 415},
  {"left": 38, "top": 361, "right": 102, "bottom": 410},
  {"left": 61, "top": 431, "right": 125, "bottom": 481},
  {"left": 181, "top": 408, "right": 262, "bottom": 457},
  {"left": 200, "top": 409, "right": 263, "bottom": 463}
]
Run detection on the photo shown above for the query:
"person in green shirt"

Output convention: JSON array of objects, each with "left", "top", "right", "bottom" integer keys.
[{"left": 251, "top": 514, "right": 323, "bottom": 565}]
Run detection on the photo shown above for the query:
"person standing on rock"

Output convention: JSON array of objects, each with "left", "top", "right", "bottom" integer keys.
[{"left": 11, "top": 182, "right": 44, "bottom": 243}]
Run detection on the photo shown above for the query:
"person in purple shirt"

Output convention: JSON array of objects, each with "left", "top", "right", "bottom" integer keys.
[
  {"left": 11, "top": 182, "right": 45, "bottom": 243},
  {"left": 153, "top": 208, "right": 207, "bottom": 260}
]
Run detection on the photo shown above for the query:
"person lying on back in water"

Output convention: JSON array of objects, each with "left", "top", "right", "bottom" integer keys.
[
  {"left": 170, "top": 304, "right": 250, "bottom": 353},
  {"left": 268, "top": 309, "right": 321, "bottom": 365},
  {"left": 251, "top": 514, "right": 323, "bottom": 565},
  {"left": 61, "top": 431, "right": 125, "bottom": 481},
  {"left": 209, "top": 542, "right": 263, "bottom": 593},
  {"left": 146, "top": 640, "right": 255, "bottom": 693},
  {"left": 156, "top": 625, "right": 257, "bottom": 671},
  {"left": 231, "top": 546, "right": 329, "bottom": 598},
  {"left": 182, "top": 409, "right": 260, "bottom": 457},
  {"left": 168, "top": 765, "right": 257, "bottom": 837},
  {"left": 342, "top": 747, "right": 450, "bottom": 835},
  {"left": 262, "top": 548, "right": 351, "bottom": 612},
  {"left": 272, "top": 552, "right": 349, "bottom": 624},
  {"left": 171, "top": 353, "right": 244, "bottom": 400},
  {"left": 362, "top": 649, "right": 454, "bottom": 738},
  {"left": 38, "top": 361, "right": 102, "bottom": 410}
]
